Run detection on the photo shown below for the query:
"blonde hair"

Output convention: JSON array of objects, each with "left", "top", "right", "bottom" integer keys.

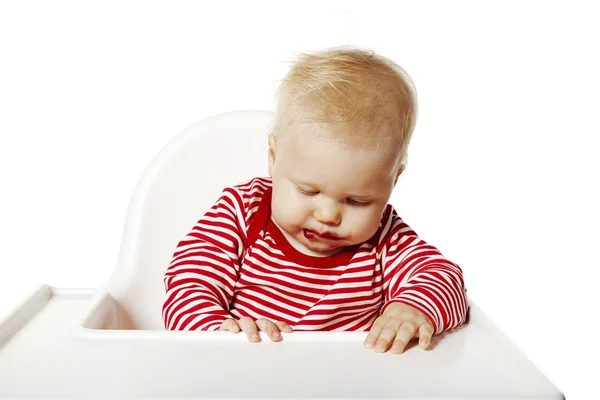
[{"left": 270, "top": 46, "right": 418, "bottom": 171}]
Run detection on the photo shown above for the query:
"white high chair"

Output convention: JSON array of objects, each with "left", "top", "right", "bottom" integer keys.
[
  {"left": 82, "top": 110, "right": 273, "bottom": 331},
  {"left": 0, "top": 111, "right": 564, "bottom": 399}
]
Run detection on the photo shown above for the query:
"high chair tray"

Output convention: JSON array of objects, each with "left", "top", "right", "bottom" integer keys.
[{"left": 0, "top": 285, "right": 564, "bottom": 399}]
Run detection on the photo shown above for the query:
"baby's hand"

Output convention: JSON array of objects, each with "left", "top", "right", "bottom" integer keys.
[
  {"left": 364, "top": 302, "right": 434, "bottom": 354},
  {"left": 219, "top": 317, "right": 293, "bottom": 343}
]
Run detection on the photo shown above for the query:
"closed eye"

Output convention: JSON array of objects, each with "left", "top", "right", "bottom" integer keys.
[
  {"left": 296, "top": 185, "right": 371, "bottom": 205},
  {"left": 347, "top": 198, "right": 371, "bottom": 207},
  {"left": 296, "top": 186, "right": 319, "bottom": 196}
]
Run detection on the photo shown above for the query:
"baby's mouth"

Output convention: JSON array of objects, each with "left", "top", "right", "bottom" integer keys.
[{"left": 303, "top": 229, "right": 342, "bottom": 241}]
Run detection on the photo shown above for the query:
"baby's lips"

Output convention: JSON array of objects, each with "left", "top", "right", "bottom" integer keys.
[{"left": 304, "top": 229, "right": 343, "bottom": 240}]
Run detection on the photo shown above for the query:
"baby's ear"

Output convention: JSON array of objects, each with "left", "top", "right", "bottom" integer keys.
[
  {"left": 268, "top": 134, "right": 276, "bottom": 177},
  {"left": 394, "top": 163, "right": 406, "bottom": 185}
]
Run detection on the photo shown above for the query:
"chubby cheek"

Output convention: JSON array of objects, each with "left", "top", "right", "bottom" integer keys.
[
  {"left": 346, "top": 206, "right": 386, "bottom": 242},
  {"left": 270, "top": 183, "right": 308, "bottom": 232}
]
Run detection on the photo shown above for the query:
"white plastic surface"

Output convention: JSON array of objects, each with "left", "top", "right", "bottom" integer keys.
[
  {"left": 0, "top": 112, "right": 565, "bottom": 398},
  {"left": 97, "top": 110, "right": 273, "bottom": 330},
  {"left": 0, "top": 286, "right": 564, "bottom": 399}
]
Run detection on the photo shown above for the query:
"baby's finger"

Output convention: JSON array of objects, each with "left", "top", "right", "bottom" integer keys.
[
  {"left": 418, "top": 323, "right": 434, "bottom": 349},
  {"left": 364, "top": 315, "right": 387, "bottom": 349},
  {"left": 256, "top": 318, "right": 283, "bottom": 342},
  {"left": 237, "top": 317, "right": 261, "bottom": 343},
  {"left": 275, "top": 321, "right": 293, "bottom": 333},
  {"left": 219, "top": 318, "right": 240, "bottom": 333},
  {"left": 374, "top": 318, "right": 403, "bottom": 353},
  {"left": 391, "top": 320, "right": 419, "bottom": 354}
]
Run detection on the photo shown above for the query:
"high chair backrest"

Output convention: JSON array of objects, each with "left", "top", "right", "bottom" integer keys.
[{"left": 106, "top": 111, "right": 272, "bottom": 329}]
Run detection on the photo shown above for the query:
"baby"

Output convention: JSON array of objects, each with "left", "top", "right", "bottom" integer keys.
[{"left": 162, "top": 47, "right": 468, "bottom": 354}]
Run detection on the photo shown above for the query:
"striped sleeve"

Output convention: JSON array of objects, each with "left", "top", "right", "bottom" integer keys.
[
  {"left": 380, "top": 208, "right": 469, "bottom": 334},
  {"left": 162, "top": 187, "right": 247, "bottom": 331}
]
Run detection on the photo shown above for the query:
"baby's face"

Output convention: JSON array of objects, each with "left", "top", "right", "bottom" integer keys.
[{"left": 269, "top": 124, "right": 399, "bottom": 257}]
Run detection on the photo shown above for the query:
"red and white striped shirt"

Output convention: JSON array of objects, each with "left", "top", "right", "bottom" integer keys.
[{"left": 163, "top": 177, "right": 468, "bottom": 333}]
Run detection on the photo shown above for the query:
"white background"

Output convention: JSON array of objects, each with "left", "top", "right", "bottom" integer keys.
[{"left": 1, "top": 1, "right": 598, "bottom": 398}]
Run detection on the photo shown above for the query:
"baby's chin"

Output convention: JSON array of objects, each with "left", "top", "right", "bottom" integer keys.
[{"left": 297, "top": 237, "right": 347, "bottom": 257}]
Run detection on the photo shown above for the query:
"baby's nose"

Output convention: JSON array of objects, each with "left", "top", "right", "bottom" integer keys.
[{"left": 314, "top": 202, "right": 342, "bottom": 226}]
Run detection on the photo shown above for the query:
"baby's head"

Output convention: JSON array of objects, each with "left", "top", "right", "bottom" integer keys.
[{"left": 268, "top": 47, "right": 418, "bottom": 257}]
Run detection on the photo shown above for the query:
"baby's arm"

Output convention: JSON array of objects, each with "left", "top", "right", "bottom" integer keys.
[
  {"left": 162, "top": 188, "right": 245, "bottom": 331},
  {"left": 365, "top": 207, "right": 468, "bottom": 353}
]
